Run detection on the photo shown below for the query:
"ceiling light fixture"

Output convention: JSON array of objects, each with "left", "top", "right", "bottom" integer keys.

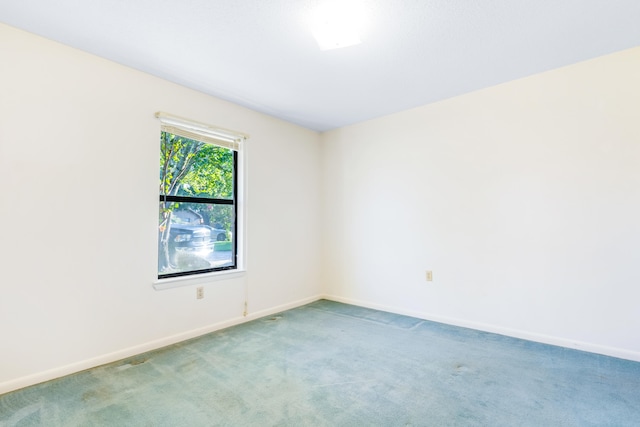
[{"left": 309, "top": 0, "right": 365, "bottom": 50}]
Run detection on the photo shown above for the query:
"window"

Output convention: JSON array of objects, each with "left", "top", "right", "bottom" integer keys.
[{"left": 156, "top": 112, "right": 246, "bottom": 279}]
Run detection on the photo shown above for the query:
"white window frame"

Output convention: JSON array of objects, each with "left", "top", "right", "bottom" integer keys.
[{"left": 153, "top": 112, "right": 248, "bottom": 290}]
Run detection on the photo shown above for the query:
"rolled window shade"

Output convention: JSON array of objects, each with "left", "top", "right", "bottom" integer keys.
[{"left": 155, "top": 111, "right": 248, "bottom": 150}]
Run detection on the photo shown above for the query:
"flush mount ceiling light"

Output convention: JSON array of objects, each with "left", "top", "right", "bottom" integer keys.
[{"left": 309, "top": 0, "right": 365, "bottom": 50}]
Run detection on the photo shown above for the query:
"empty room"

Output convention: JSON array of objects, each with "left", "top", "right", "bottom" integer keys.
[{"left": 1, "top": 1, "right": 639, "bottom": 425}]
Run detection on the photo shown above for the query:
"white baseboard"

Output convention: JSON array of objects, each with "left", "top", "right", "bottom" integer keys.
[
  {"left": 0, "top": 294, "right": 323, "bottom": 395},
  {"left": 321, "top": 294, "right": 640, "bottom": 363}
]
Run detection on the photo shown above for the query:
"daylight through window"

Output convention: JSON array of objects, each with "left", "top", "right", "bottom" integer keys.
[{"left": 156, "top": 112, "right": 245, "bottom": 279}]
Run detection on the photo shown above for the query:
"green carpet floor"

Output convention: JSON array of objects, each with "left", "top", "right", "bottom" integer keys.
[{"left": 1, "top": 300, "right": 639, "bottom": 426}]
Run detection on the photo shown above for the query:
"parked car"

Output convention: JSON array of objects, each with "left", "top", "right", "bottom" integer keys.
[
  {"left": 169, "top": 224, "right": 227, "bottom": 257},
  {"left": 166, "top": 209, "right": 228, "bottom": 263}
]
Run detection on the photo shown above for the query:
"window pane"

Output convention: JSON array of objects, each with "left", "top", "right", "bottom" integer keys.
[
  {"left": 160, "top": 132, "right": 234, "bottom": 200},
  {"left": 158, "top": 202, "right": 235, "bottom": 276}
]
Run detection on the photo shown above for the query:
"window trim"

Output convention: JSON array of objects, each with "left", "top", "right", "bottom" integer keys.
[
  {"left": 153, "top": 268, "right": 247, "bottom": 291},
  {"left": 155, "top": 112, "right": 248, "bottom": 283}
]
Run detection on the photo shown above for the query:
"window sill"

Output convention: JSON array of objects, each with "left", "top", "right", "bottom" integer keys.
[{"left": 153, "top": 269, "right": 246, "bottom": 290}]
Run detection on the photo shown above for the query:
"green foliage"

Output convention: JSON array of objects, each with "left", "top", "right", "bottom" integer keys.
[
  {"left": 160, "top": 133, "right": 205, "bottom": 196},
  {"left": 159, "top": 131, "right": 235, "bottom": 234},
  {"left": 160, "top": 132, "right": 233, "bottom": 199},
  {"left": 180, "top": 144, "right": 234, "bottom": 199}
]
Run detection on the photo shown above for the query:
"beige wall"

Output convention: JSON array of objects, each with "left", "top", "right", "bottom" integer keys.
[
  {"left": 0, "top": 23, "right": 322, "bottom": 392},
  {"left": 321, "top": 47, "right": 640, "bottom": 361}
]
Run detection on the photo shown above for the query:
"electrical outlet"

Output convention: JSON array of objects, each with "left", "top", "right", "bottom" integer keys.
[
  {"left": 196, "top": 286, "right": 204, "bottom": 299},
  {"left": 426, "top": 271, "right": 433, "bottom": 281}
]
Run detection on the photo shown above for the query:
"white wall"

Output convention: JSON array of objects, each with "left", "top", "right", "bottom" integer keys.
[
  {"left": 0, "top": 24, "right": 322, "bottom": 392},
  {"left": 321, "top": 47, "right": 640, "bottom": 361}
]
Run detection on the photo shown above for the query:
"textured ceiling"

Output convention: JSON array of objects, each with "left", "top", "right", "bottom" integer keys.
[{"left": 2, "top": 0, "right": 640, "bottom": 131}]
